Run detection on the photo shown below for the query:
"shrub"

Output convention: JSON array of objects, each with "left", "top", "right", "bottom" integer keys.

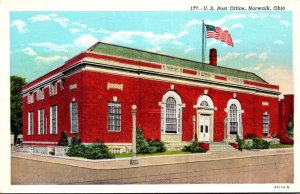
[
  {"left": 236, "top": 135, "right": 252, "bottom": 151},
  {"left": 58, "top": 131, "right": 69, "bottom": 146},
  {"left": 66, "top": 135, "right": 114, "bottom": 159},
  {"left": 85, "top": 143, "right": 114, "bottom": 160},
  {"left": 252, "top": 137, "right": 270, "bottom": 149},
  {"left": 66, "top": 134, "right": 85, "bottom": 157},
  {"left": 182, "top": 140, "right": 206, "bottom": 153},
  {"left": 66, "top": 143, "right": 86, "bottom": 157},
  {"left": 148, "top": 139, "right": 167, "bottom": 153},
  {"left": 136, "top": 127, "right": 166, "bottom": 154},
  {"left": 286, "top": 117, "right": 294, "bottom": 138}
]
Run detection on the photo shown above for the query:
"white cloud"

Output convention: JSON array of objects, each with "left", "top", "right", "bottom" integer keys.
[
  {"left": 89, "top": 28, "right": 111, "bottom": 34},
  {"left": 73, "top": 34, "right": 98, "bottom": 49},
  {"left": 11, "top": 20, "right": 27, "bottom": 33},
  {"left": 103, "top": 30, "right": 181, "bottom": 45},
  {"left": 274, "top": 40, "right": 284, "bottom": 45},
  {"left": 30, "top": 13, "right": 69, "bottom": 27},
  {"left": 69, "top": 28, "right": 80, "bottom": 33},
  {"left": 261, "top": 65, "right": 293, "bottom": 95},
  {"left": 148, "top": 46, "right": 162, "bottom": 53},
  {"left": 72, "top": 22, "right": 87, "bottom": 28},
  {"left": 234, "top": 39, "right": 242, "bottom": 44},
  {"left": 30, "top": 42, "right": 69, "bottom": 52},
  {"left": 22, "top": 47, "right": 36, "bottom": 56},
  {"left": 184, "top": 19, "right": 202, "bottom": 28},
  {"left": 30, "top": 13, "right": 58, "bottom": 22},
  {"left": 226, "top": 13, "right": 246, "bottom": 20},
  {"left": 258, "top": 52, "right": 268, "bottom": 61},
  {"left": 231, "top": 23, "right": 244, "bottom": 29},
  {"left": 245, "top": 52, "right": 256, "bottom": 59},
  {"left": 172, "top": 41, "right": 183, "bottom": 46},
  {"left": 207, "top": 39, "right": 219, "bottom": 47},
  {"left": 184, "top": 48, "right": 194, "bottom": 53},
  {"left": 254, "top": 63, "right": 264, "bottom": 71},
  {"left": 53, "top": 17, "right": 69, "bottom": 27},
  {"left": 35, "top": 55, "right": 68, "bottom": 64},
  {"left": 218, "top": 52, "right": 240, "bottom": 63},
  {"left": 280, "top": 20, "right": 291, "bottom": 26},
  {"left": 248, "top": 13, "right": 259, "bottom": 19}
]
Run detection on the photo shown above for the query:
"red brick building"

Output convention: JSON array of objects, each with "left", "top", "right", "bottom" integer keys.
[{"left": 22, "top": 42, "right": 282, "bottom": 152}]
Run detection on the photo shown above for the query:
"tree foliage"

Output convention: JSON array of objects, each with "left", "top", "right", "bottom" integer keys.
[
  {"left": 10, "top": 75, "right": 26, "bottom": 144},
  {"left": 58, "top": 131, "right": 69, "bottom": 146}
]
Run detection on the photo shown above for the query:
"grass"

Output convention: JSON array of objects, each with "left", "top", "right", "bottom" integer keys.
[
  {"left": 269, "top": 144, "right": 294, "bottom": 149},
  {"left": 114, "top": 151, "right": 191, "bottom": 158}
]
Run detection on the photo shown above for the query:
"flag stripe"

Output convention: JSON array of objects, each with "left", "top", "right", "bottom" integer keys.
[{"left": 205, "top": 24, "right": 234, "bottom": 47}]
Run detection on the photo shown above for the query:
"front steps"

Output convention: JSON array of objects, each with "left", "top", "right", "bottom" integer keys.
[{"left": 209, "top": 142, "right": 236, "bottom": 152}]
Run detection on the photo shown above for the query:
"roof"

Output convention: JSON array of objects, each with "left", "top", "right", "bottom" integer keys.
[{"left": 88, "top": 42, "right": 267, "bottom": 83}]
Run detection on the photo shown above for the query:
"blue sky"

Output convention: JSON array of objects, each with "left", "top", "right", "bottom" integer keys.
[{"left": 10, "top": 11, "right": 293, "bottom": 94}]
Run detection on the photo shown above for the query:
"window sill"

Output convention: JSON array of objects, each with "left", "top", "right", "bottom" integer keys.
[{"left": 108, "top": 130, "right": 121, "bottom": 133}]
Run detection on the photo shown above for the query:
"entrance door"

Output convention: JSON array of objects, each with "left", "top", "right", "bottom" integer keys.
[{"left": 199, "top": 114, "right": 210, "bottom": 142}]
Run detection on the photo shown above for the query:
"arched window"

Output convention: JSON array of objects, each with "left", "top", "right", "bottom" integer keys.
[
  {"left": 197, "top": 95, "right": 214, "bottom": 109},
  {"left": 166, "top": 97, "right": 177, "bottom": 133},
  {"left": 229, "top": 104, "right": 238, "bottom": 134},
  {"left": 263, "top": 113, "right": 269, "bottom": 136},
  {"left": 226, "top": 99, "right": 243, "bottom": 136},
  {"left": 200, "top": 100, "right": 209, "bottom": 108},
  {"left": 161, "top": 91, "right": 182, "bottom": 134}
]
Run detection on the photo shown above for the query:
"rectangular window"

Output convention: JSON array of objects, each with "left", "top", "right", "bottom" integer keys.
[
  {"left": 28, "top": 112, "right": 34, "bottom": 135},
  {"left": 28, "top": 92, "right": 34, "bottom": 104},
  {"left": 50, "top": 105, "right": 58, "bottom": 134},
  {"left": 49, "top": 82, "right": 57, "bottom": 96},
  {"left": 263, "top": 114, "right": 270, "bottom": 135},
  {"left": 70, "top": 102, "right": 78, "bottom": 133},
  {"left": 37, "top": 87, "right": 44, "bottom": 100},
  {"left": 38, "top": 109, "right": 44, "bottom": 134},
  {"left": 108, "top": 102, "right": 121, "bottom": 132}
]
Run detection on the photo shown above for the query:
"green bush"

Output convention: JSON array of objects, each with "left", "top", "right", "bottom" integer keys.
[
  {"left": 85, "top": 143, "right": 114, "bottom": 160},
  {"left": 236, "top": 135, "right": 252, "bottom": 151},
  {"left": 136, "top": 127, "right": 166, "bottom": 154},
  {"left": 58, "top": 131, "right": 69, "bottom": 146},
  {"left": 66, "top": 135, "right": 114, "bottom": 159},
  {"left": 182, "top": 140, "right": 206, "bottom": 153},
  {"left": 252, "top": 137, "right": 270, "bottom": 149}
]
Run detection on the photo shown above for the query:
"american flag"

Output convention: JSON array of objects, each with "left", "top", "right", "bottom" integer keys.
[{"left": 205, "top": 24, "right": 234, "bottom": 47}]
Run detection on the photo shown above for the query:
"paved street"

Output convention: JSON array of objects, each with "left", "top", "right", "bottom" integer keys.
[{"left": 11, "top": 148, "right": 294, "bottom": 184}]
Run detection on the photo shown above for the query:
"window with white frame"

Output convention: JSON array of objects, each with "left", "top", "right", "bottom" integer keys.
[
  {"left": 49, "top": 81, "right": 57, "bottom": 96},
  {"left": 229, "top": 104, "right": 238, "bottom": 134},
  {"left": 263, "top": 113, "right": 269, "bottom": 136},
  {"left": 28, "top": 112, "right": 34, "bottom": 135},
  {"left": 70, "top": 102, "right": 78, "bottom": 133},
  {"left": 108, "top": 101, "right": 121, "bottom": 132},
  {"left": 50, "top": 105, "right": 58, "bottom": 134},
  {"left": 28, "top": 92, "right": 34, "bottom": 104},
  {"left": 226, "top": 99, "right": 242, "bottom": 136},
  {"left": 38, "top": 109, "right": 44, "bottom": 134},
  {"left": 161, "top": 91, "right": 182, "bottom": 134},
  {"left": 37, "top": 87, "right": 44, "bottom": 100}
]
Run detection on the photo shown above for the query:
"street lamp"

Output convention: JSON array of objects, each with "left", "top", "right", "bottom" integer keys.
[{"left": 130, "top": 104, "right": 138, "bottom": 165}]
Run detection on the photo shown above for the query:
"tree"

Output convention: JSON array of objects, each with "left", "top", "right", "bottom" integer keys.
[
  {"left": 58, "top": 131, "right": 69, "bottom": 146},
  {"left": 10, "top": 75, "right": 26, "bottom": 144}
]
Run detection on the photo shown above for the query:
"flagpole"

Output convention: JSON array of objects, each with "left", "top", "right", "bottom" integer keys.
[{"left": 202, "top": 20, "right": 204, "bottom": 64}]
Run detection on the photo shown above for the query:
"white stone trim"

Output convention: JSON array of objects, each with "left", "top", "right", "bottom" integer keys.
[
  {"left": 38, "top": 109, "right": 44, "bottom": 135},
  {"left": 262, "top": 101, "right": 269, "bottom": 106},
  {"left": 107, "top": 82, "right": 123, "bottom": 90},
  {"left": 84, "top": 64, "right": 280, "bottom": 98},
  {"left": 23, "top": 141, "right": 58, "bottom": 145},
  {"left": 196, "top": 95, "right": 214, "bottom": 109},
  {"left": 161, "top": 90, "right": 183, "bottom": 135},
  {"left": 50, "top": 105, "right": 58, "bottom": 134}
]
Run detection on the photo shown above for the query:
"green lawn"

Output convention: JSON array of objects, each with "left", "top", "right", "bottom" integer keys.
[
  {"left": 269, "top": 144, "right": 294, "bottom": 149},
  {"left": 114, "top": 151, "right": 191, "bottom": 158}
]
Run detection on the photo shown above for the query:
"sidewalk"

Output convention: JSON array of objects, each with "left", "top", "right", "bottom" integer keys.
[
  {"left": 11, "top": 148, "right": 293, "bottom": 170},
  {"left": 11, "top": 148, "right": 294, "bottom": 184}
]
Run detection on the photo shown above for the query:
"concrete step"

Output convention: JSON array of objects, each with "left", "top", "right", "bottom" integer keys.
[{"left": 209, "top": 142, "right": 236, "bottom": 152}]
